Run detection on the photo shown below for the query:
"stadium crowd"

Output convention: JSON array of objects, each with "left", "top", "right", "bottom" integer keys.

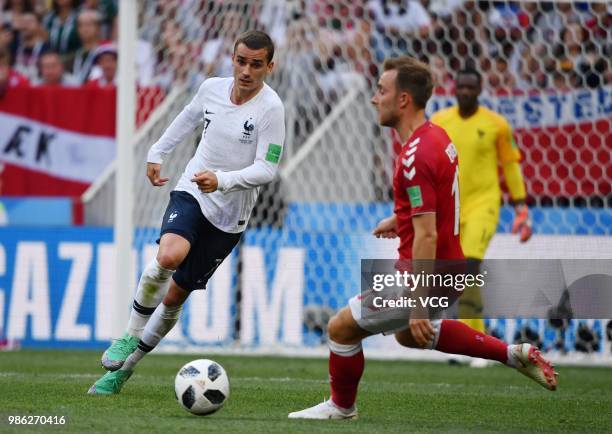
[{"left": 0, "top": 0, "right": 610, "bottom": 95}]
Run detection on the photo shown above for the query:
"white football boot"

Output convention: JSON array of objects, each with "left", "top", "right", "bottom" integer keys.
[
  {"left": 511, "top": 343, "right": 558, "bottom": 391},
  {"left": 288, "top": 399, "right": 358, "bottom": 420}
]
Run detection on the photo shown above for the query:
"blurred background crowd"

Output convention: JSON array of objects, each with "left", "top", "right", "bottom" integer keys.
[{"left": 0, "top": 0, "right": 610, "bottom": 95}]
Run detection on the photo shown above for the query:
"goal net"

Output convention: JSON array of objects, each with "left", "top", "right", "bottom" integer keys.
[{"left": 82, "top": 0, "right": 611, "bottom": 362}]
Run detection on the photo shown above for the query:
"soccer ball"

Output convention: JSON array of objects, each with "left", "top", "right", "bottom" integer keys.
[{"left": 174, "top": 359, "right": 230, "bottom": 415}]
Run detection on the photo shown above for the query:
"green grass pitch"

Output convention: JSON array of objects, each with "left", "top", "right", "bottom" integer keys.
[{"left": 1, "top": 350, "right": 611, "bottom": 433}]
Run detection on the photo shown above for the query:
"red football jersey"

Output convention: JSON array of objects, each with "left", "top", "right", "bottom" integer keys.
[{"left": 393, "top": 121, "right": 464, "bottom": 260}]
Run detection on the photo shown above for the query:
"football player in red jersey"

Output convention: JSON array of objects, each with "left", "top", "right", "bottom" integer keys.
[{"left": 289, "top": 57, "right": 557, "bottom": 420}]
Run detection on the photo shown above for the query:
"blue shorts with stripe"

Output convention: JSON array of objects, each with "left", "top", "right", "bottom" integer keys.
[{"left": 159, "top": 191, "right": 242, "bottom": 291}]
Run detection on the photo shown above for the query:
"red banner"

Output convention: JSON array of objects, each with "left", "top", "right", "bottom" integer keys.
[
  {"left": 415, "top": 87, "right": 612, "bottom": 198},
  {"left": 0, "top": 86, "right": 163, "bottom": 196}
]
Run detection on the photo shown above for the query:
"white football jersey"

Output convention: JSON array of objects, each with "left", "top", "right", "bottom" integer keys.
[{"left": 148, "top": 77, "right": 285, "bottom": 233}]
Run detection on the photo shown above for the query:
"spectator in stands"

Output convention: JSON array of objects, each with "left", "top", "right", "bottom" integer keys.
[
  {"left": 71, "top": 8, "right": 103, "bottom": 84},
  {"left": 585, "top": 1, "right": 611, "bottom": 42},
  {"left": 426, "top": 0, "right": 463, "bottom": 20},
  {"left": 534, "top": 1, "right": 588, "bottom": 46},
  {"left": 81, "top": 0, "right": 117, "bottom": 40},
  {"left": 429, "top": 53, "right": 452, "bottom": 92},
  {"left": 138, "top": 0, "right": 164, "bottom": 44},
  {"left": 153, "top": 18, "right": 194, "bottom": 88},
  {"left": 0, "top": 48, "right": 28, "bottom": 97},
  {"left": 85, "top": 42, "right": 115, "bottom": 87},
  {"left": 259, "top": 0, "right": 288, "bottom": 47},
  {"left": 487, "top": 0, "right": 528, "bottom": 43},
  {"left": 2, "top": 0, "right": 35, "bottom": 30},
  {"left": 554, "top": 22, "right": 597, "bottom": 88},
  {"left": 0, "top": 22, "right": 16, "bottom": 56},
  {"left": 368, "top": 0, "right": 432, "bottom": 36},
  {"left": 35, "top": 50, "right": 78, "bottom": 86},
  {"left": 368, "top": 0, "right": 432, "bottom": 57},
  {"left": 551, "top": 71, "right": 573, "bottom": 92},
  {"left": 577, "top": 42, "right": 608, "bottom": 89},
  {"left": 110, "top": 15, "right": 154, "bottom": 86},
  {"left": 199, "top": 10, "right": 242, "bottom": 79},
  {"left": 517, "top": 1, "right": 541, "bottom": 39},
  {"left": 44, "top": 0, "right": 81, "bottom": 60},
  {"left": 487, "top": 55, "right": 516, "bottom": 90},
  {"left": 516, "top": 44, "right": 548, "bottom": 90},
  {"left": 13, "top": 11, "right": 49, "bottom": 81}
]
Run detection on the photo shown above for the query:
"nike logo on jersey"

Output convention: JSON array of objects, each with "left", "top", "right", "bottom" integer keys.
[
  {"left": 168, "top": 212, "right": 178, "bottom": 223},
  {"left": 205, "top": 109, "right": 214, "bottom": 114}
]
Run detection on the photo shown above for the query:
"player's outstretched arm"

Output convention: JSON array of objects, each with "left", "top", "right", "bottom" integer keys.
[
  {"left": 498, "top": 116, "right": 532, "bottom": 242},
  {"left": 372, "top": 214, "right": 398, "bottom": 238},
  {"left": 409, "top": 213, "right": 437, "bottom": 347},
  {"left": 146, "top": 162, "right": 169, "bottom": 187},
  {"left": 147, "top": 81, "right": 208, "bottom": 165}
]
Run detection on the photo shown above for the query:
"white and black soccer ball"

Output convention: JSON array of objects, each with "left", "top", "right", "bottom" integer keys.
[{"left": 175, "top": 359, "right": 230, "bottom": 415}]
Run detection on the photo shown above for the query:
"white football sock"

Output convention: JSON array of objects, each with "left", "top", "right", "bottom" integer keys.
[
  {"left": 424, "top": 319, "right": 442, "bottom": 350},
  {"left": 126, "top": 259, "right": 174, "bottom": 338},
  {"left": 121, "top": 303, "right": 182, "bottom": 371},
  {"left": 506, "top": 344, "right": 519, "bottom": 368},
  {"left": 328, "top": 339, "right": 362, "bottom": 357}
]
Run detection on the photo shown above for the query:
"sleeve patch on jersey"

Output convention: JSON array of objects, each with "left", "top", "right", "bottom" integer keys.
[
  {"left": 265, "top": 143, "right": 282, "bottom": 163},
  {"left": 407, "top": 186, "right": 423, "bottom": 207}
]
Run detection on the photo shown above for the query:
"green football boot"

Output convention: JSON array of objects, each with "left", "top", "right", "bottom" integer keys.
[
  {"left": 88, "top": 369, "right": 133, "bottom": 395},
  {"left": 101, "top": 333, "right": 139, "bottom": 371}
]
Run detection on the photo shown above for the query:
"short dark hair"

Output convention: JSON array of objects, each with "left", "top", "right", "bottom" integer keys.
[
  {"left": 38, "top": 50, "right": 63, "bottom": 73},
  {"left": 52, "top": 0, "right": 79, "bottom": 13},
  {"left": 233, "top": 30, "right": 275, "bottom": 63},
  {"left": 457, "top": 67, "right": 482, "bottom": 86},
  {"left": 383, "top": 56, "right": 433, "bottom": 109}
]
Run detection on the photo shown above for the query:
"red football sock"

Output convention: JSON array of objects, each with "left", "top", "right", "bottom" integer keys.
[
  {"left": 435, "top": 319, "right": 508, "bottom": 364},
  {"left": 329, "top": 349, "right": 364, "bottom": 409}
]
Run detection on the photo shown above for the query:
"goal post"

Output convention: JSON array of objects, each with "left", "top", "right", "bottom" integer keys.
[{"left": 113, "top": 0, "right": 137, "bottom": 337}]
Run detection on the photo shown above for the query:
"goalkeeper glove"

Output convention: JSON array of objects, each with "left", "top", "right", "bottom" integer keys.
[{"left": 512, "top": 203, "right": 532, "bottom": 242}]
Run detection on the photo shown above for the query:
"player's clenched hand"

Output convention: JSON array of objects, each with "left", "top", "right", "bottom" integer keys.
[
  {"left": 409, "top": 318, "right": 435, "bottom": 348},
  {"left": 191, "top": 171, "right": 218, "bottom": 193},
  {"left": 373, "top": 215, "right": 398, "bottom": 239},
  {"left": 512, "top": 203, "right": 532, "bottom": 242},
  {"left": 147, "top": 162, "right": 169, "bottom": 187}
]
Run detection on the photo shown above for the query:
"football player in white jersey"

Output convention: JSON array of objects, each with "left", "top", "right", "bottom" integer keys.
[{"left": 89, "top": 30, "right": 285, "bottom": 394}]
